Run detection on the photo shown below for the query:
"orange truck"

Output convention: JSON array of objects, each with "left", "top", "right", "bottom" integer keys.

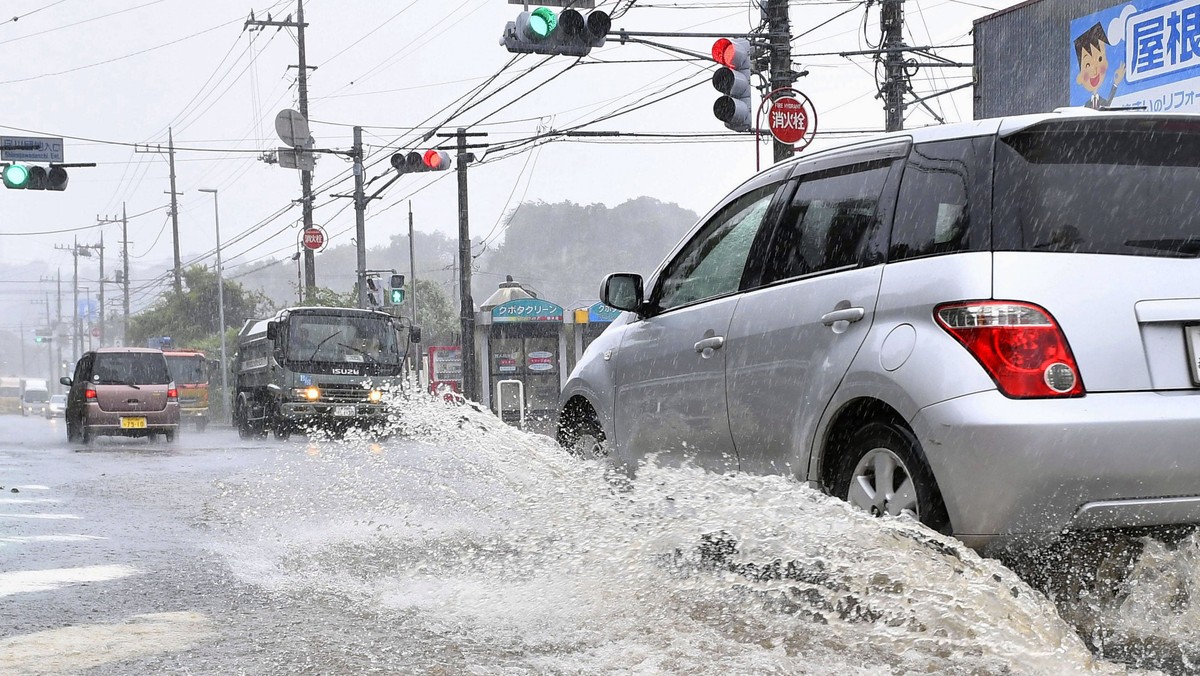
[{"left": 162, "top": 350, "right": 211, "bottom": 431}]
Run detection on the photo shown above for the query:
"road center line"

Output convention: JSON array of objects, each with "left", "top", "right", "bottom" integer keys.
[{"left": 0, "top": 565, "right": 139, "bottom": 597}]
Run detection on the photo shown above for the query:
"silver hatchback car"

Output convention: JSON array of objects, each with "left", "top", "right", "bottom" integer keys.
[{"left": 558, "top": 110, "right": 1200, "bottom": 552}]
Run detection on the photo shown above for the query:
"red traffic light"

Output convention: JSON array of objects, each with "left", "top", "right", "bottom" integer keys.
[
  {"left": 712, "top": 38, "right": 735, "bottom": 67},
  {"left": 423, "top": 150, "right": 450, "bottom": 170}
]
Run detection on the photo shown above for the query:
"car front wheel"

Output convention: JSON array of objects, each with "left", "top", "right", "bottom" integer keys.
[{"left": 833, "top": 421, "right": 949, "bottom": 533}]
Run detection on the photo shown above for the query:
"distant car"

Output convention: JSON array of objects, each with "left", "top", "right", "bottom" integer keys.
[
  {"left": 61, "top": 348, "right": 180, "bottom": 444},
  {"left": 559, "top": 110, "right": 1200, "bottom": 554},
  {"left": 45, "top": 394, "right": 66, "bottom": 419},
  {"left": 20, "top": 388, "right": 49, "bottom": 417}
]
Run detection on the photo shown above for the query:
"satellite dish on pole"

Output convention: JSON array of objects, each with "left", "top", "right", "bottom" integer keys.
[{"left": 275, "top": 109, "right": 311, "bottom": 148}]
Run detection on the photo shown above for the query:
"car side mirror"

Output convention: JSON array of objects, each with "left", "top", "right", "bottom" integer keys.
[
  {"left": 600, "top": 273, "right": 644, "bottom": 314},
  {"left": 59, "top": 376, "right": 72, "bottom": 387},
  {"left": 266, "top": 321, "right": 279, "bottom": 341},
  {"left": 409, "top": 326, "right": 422, "bottom": 344}
]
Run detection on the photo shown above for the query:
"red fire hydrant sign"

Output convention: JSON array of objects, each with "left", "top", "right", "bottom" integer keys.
[
  {"left": 768, "top": 97, "right": 810, "bottom": 145},
  {"left": 302, "top": 227, "right": 326, "bottom": 251}
]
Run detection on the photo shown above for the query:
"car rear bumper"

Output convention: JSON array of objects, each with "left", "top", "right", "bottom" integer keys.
[
  {"left": 84, "top": 402, "right": 180, "bottom": 433},
  {"left": 911, "top": 389, "right": 1200, "bottom": 547}
]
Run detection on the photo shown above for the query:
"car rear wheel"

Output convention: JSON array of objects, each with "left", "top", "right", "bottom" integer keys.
[
  {"left": 165, "top": 430, "right": 177, "bottom": 443},
  {"left": 834, "top": 421, "right": 949, "bottom": 533},
  {"left": 80, "top": 425, "right": 94, "bottom": 445}
]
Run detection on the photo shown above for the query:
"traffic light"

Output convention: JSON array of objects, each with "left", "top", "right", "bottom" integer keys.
[
  {"left": 2, "top": 163, "right": 67, "bottom": 190},
  {"left": 3, "top": 163, "right": 29, "bottom": 189},
  {"left": 712, "top": 38, "right": 753, "bottom": 132},
  {"left": 501, "top": 7, "right": 610, "bottom": 56},
  {"left": 387, "top": 274, "right": 405, "bottom": 305},
  {"left": 391, "top": 149, "right": 451, "bottom": 174},
  {"left": 365, "top": 276, "right": 382, "bottom": 308}
]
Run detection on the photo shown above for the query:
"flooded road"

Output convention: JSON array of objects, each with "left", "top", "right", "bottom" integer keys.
[{"left": 0, "top": 397, "right": 1196, "bottom": 674}]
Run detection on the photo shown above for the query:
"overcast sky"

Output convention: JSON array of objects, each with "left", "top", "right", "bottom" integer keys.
[{"left": 0, "top": 0, "right": 1011, "bottom": 329}]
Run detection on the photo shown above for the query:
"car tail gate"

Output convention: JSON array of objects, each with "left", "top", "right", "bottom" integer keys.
[
  {"left": 95, "top": 384, "right": 169, "bottom": 413},
  {"left": 989, "top": 117, "right": 1200, "bottom": 393}
]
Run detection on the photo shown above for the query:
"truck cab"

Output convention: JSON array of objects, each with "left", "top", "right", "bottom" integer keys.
[{"left": 233, "top": 306, "right": 413, "bottom": 439}]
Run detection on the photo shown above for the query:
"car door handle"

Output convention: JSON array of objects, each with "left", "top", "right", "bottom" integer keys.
[
  {"left": 694, "top": 336, "right": 725, "bottom": 353},
  {"left": 820, "top": 307, "right": 866, "bottom": 326}
]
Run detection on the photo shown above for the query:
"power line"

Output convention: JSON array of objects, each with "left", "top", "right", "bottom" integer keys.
[
  {"left": 0, "top": 0, "right": 71, "bottom": 28},
  {"left": 0, "top": 17, "right": 243, "bottom": 85}
]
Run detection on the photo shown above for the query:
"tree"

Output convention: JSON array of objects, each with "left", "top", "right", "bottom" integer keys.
[
  {"left": 128, "top": 265, "right": 268, "bottom": 348},
  {"left": 409, "top": 278, "right": 457, "bottom": 346}
]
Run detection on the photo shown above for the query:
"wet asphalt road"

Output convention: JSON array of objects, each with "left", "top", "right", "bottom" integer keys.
[{"left": 0, "top": 415, "right": 452, "bottom": 675}]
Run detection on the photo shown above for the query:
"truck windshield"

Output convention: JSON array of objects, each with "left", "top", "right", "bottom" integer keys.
[
  {"left": 995, "top": 119, "right": 1200, "bottom": 258},
  {"left": 166, "top": 355, "right": 208, "bottom": 385},
  {"left": 23, "top": 390, "right": 48, "bottom": 403},
  {"left": 285, "top": 315, "right": 400, "bottom": 365}
]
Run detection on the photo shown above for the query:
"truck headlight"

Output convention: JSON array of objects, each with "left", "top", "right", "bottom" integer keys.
[
  {"left": 368, "top": 389, "right": 383, "bottom": 404},
  {"left": 301, "top": 386, "right": 320, "bottom": 401}
]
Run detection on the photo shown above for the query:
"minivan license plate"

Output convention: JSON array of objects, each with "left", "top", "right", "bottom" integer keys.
[
  {"left": 1187, "top": 325, "right": 1200, "bottom": 386},
  {"left": 333, "top": 405, "right": 356, "bottom": 417},
  {"left": 120, "top": 417, "right": 147, "bottom": 429}
]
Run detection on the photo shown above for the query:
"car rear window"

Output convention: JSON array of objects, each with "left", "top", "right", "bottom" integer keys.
[
  {"left": 166, "top": 355, "right": 207, "bottom": 384},
  {"left": 92, "top": 352, "right": 171, "bottom": 385},
  {"left": 994, "top": 118, "right": 1200, "bottom": 257}
]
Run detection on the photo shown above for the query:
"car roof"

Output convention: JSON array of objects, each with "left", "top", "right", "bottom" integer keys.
[
  {"left": 762, "top": 108, "right": 1200, "bottom": 178},
  {"left": 93, "top": 347, "right": 163, "bottom": 354}
]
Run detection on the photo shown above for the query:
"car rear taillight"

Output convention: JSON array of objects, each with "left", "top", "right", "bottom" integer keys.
[
  {"left": 935, "top": 301, "right": 1085, "bottom": 399},
  {"left": 168, "top": 383, "right": 178, "bottom": 401},
  {"left": 84, "top": 388, "right": 97, "bottom": 402}
]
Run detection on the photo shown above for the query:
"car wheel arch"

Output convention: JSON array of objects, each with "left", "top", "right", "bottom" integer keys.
[{"left": 816, "top": 396, "right": 953, "bottom": 532}]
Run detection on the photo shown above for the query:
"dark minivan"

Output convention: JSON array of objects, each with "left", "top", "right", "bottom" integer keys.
[{"left": 61, "top": 348, "right": 180, "bottom": 443}]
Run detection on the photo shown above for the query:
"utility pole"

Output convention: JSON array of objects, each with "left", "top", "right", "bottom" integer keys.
[
  {"left": 121, "top": 204, "right": 130, "bottom": 343},
  {"left": 134, "top": 133, "right": 183, "bottom": 295},
  {"left": 881, "top": 0, "right": 906, "bottom": 131},
  {"left": 56, "top": 238, "right": 81, "bottom": 358},
  {"left": 56, "top": 269, "right": 63, "bottom": 380},
  {"left": 98, "top": 207, "right": 131, "bottom": 346},
  {"left": 32, "top": 296, "right": 52, "bottom": 381},
  {"left": 352, "top": 126, "right": 368, "bottom": 310},
  {"left": 167, "top": 128, "right": 182, "bottom": 293},
  {"left": 246, "top": 1, "right": 316, "bottom": 296},
  {"left": 765, "top": 0, "right": 796, "bottom": 161},
  {"left": 96, "top": 232, "right": 106, "bottom": 348},
  {"left": 408, "top": 200, "right": 420, "bottom": 381},
  {"left": 19, "top": 322, "right": 26, "bottom": 375},
  {"left": 437, "top": 128, "right": 488, "bottom": 402}
]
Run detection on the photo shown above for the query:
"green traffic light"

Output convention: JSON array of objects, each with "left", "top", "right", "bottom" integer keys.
[
  {"left": 3, "top": 164, "right": 30, "bottom": 188},
  {"left": 529, "top": 7, "right": 557, "bottom": 38},
  {"left": 389, "top": 288, "right": 405, "bottom": 304}
]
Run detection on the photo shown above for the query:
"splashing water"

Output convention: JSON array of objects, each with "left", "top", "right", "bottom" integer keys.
[{"left": 204, "top": 391, "right": 1154, "bottom": 675}]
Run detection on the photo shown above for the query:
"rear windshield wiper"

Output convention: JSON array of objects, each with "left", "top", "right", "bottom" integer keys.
[
  {"left": 1124, "top": 237, "right": 1200, "bottom": 256},
  {"left": 96, "top": 379, "right": 140, "bottom": 389}
]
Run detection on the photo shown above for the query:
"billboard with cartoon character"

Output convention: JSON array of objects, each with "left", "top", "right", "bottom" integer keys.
[{"left": 1072, "top": 0, "right": 1200, "bottom": 112}]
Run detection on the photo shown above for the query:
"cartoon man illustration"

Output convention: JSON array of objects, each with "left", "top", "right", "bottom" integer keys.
[{"left": 1075, "top": 22, "right": 1126, "bottom": 109}]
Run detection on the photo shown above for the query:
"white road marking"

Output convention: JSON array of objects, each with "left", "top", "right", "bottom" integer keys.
[
  {"left": 0, "top": 498, "right": 59, "bottom": 504},
  {"left": 0, "top": 534, "right": 106, "bottom": 544},
  {"left": 0, "top": 513, "right": 80, "bottom": 520},
  {"left": 10, "top": 485, "right": 51, "bottom": 490},
  {"left": 0, "top": 611, "right": 216, "bottom": 674},
  {"left": 0, "top": 564, "right": 138, "bottom": 597}
]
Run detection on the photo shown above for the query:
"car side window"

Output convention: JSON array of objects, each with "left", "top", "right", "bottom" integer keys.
[
  {"left": 655, "top": 183, "right": 778, "bottom": 312},
  {"left": 889, "top": 138, "right": 985, "bottom": 261},
  {"left": 73, "top": 356, "right": 90, "bottom": 385},
  {"left": 761, "top": 160, "right": 894, "bottom": 284}
]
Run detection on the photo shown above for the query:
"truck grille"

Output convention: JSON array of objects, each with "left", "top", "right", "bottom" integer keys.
[{"left": 317, "top": 383, "right": 371, "bottom": 404}]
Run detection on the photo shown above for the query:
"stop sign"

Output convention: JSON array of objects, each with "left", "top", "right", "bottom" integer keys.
[
  {"left": 767, "top": 96, "right": 810, "bottom": 145},
  {"left": 302, "top": 227, "right": 325, "bottom": 251}
]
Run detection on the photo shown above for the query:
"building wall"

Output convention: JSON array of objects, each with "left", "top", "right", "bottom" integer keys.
[{"left": 973, "top": 0, "right": 1126, "bottom": 118}]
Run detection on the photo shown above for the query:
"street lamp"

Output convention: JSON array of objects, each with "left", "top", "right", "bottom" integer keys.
[{"left": 198, "top": 188, "right": 229, "bottom": 425}]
